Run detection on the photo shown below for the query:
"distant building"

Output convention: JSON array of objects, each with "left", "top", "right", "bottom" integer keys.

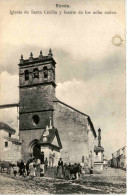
[
  {"left": 109, "top": 146, "right": 126, "bottom": 169},
  {"left": 0, "top": 122, "right": 21, "bottom": 163},
  {"left": 120, "top": 147, "right": 126, "bottom": 169}
]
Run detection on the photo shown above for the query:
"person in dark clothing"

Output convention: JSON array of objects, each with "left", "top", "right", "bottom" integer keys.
[
  {"left": 73, "top": 163, "right": 78, "bottom": 179},
  {"left": 19, "top": 160, "right": 25, "bottom": 176},
  {"left": 56, "top": 158, "right": 64, "bottom": 178},
  {"left": 58, "top": 158, "right": 63, "bottom": 166},
  {"left": 40, "top": 152, "right": 44, "bottom": 164},
  {"left": 89, "top": 167, "right": 93, "bottom": 175},
  {"left": 58, "top": 158, "right": 63, "bottom": 173},
  {"left": 26, "top": 160, "right": 30, "bottom": 176}
]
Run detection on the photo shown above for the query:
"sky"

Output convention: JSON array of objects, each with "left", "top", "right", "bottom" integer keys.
[{"left": 0, "top": 0, "right": 126, "bottom": 159}]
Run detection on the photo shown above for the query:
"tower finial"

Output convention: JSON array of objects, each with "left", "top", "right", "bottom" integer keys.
[
  {"left": 29, "top": 52, "right": 33, "bottom": 61},
  {"left": 20, "top": 54, "right": 24, "bottom": 64},
  {"left": 48, "top": 48, "right": 53, "bottom": 56},
  {"left": 30, "top": 52, "right": 33, "bottom": 57},
  {"left": 39, "top": 50, "right": 43, "bottom": 59},
  {"left": 21, "top": 54, "right": 23, "bottom": 59}
]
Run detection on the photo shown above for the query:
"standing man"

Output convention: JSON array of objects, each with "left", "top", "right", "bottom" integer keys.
[
  {"left": 57, "top": 158, "right": 64, "bottom": 178},
  {"left": 58, "top": 158, "right": 63, "bottom": 167}
]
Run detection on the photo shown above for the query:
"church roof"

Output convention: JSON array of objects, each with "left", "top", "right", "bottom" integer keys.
[
  {"left": 0, "top": 122, "right": 16, "bottom": 135},
  {"left": 54, "top": 97, "right": 89, "bottom": 117},
  {"left": 38, "top": 128, "right": 62, "bottom": 149},
  {"left": 54, "top": 98, "right": 97, "bottom": 138},
  {"left": 0, "top": 103, "right": 19, "bottom": 109}
]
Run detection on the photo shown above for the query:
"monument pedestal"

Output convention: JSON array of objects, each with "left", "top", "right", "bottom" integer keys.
[{"left": 94, "top": 162, "right": 103, "bottom": 173}]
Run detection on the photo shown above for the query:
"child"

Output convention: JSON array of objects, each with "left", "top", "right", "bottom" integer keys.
[
  {"left": 81, "top": 167, "right": 85, "bottom": 176},
  {"left": 13, "top": 165, "right": 19, "bottom": 176},
  {"left": 89, "top": 167, "right": 93, "bottom": 176},
  {"left": 40, "top": 163, "right": 44, "bottom": 177}
]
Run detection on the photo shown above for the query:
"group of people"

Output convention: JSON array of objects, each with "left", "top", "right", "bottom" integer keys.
[
  {"left": 56, "top": 158, "right": 85, "bottom": 180},
  {"left": 6, "top": 157, "right": 93, "bottom": 180},
  {"left": 13, "top": 157, "right": 48, "bottom": 177},
  {"left": 56, "top": 158, "right": 93, "bottom": 180}
]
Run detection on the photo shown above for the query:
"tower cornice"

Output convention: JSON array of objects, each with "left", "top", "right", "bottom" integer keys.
[
  {"left": 18, "top": 55, "right": 56, "bottom": 67},
  {"left": 19, "top": 81, "right": 56, "bottom": 88}
]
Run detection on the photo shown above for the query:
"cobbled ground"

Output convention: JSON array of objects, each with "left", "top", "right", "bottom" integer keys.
[{"left": 0, "top": 167, "right": 126, "bottom": 194}]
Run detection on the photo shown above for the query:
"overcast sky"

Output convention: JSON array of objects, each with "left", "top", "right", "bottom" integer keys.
[{"left": 0, "top": 0, "right": 126, "bottom": 159}]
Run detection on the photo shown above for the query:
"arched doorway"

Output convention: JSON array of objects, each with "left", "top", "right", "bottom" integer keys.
[{"left": 29, "top": 139, "right": 44, "bottom": 162}]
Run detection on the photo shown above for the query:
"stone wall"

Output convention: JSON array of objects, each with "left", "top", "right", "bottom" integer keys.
[
  {"left": 19, "top": 85, "right": 55, "bottom": 113},
  {"left": 19, "top": 129, "right": 45, "bottom": 161},
  {"left": 53, "top": 101, "right": 95, "bottom": 164},
  {"left": 20, "top": 111, "right": 53, "bottom": 130},
  {"left": 88, "top": 128, "right": 97, "bottom": 167}
]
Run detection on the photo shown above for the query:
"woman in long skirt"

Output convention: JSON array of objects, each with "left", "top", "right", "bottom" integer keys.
[
  {"left": 29, "top": 161, "right": 36, "bottom": 177},
  {"left": 57, "top": 166, "right": 63, "bottom": 179}
]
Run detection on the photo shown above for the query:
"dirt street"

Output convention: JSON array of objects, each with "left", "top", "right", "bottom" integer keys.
[{"left": 0, "top": 167, "right": 126, "bottom": 194}]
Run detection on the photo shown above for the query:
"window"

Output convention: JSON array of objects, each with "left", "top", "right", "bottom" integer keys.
[
  {"left": 33, "top": 68, "right": 39, "bottom": 78},
  {"left": 43, "top": 66, "right": 48, "bottom": 78},
  {"left": 32, "top": 115, "right": 40, "bottom": 125},
  {"left": 5, "top": 141, "right": 8, "bottom": 147},
  {"left": 25, "top": 70, "right": 29, "bottom": 81},
  {"left": 9, "top": 133, "right": 11, "bottom": 137},
  {"left": 95, "top": 151, "right": 98, "bottom": 155}
]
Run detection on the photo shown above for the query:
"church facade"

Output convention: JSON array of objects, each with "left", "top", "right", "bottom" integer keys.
[{"left": 0, "top": 49, "right": 99, "bottom": 167}]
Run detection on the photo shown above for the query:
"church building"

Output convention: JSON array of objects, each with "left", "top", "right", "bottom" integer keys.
[{"left": 0, "top": 49, "right": 99, "bottom": 167}]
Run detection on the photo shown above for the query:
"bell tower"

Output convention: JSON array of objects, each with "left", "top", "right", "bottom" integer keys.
[{"left": 18, "top": 49, "right": 56, "bottom": 160}]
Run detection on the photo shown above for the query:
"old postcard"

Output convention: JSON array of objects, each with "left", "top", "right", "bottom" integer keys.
[{"left": 0, "top": 0, "right": 126, "bottom": 194}]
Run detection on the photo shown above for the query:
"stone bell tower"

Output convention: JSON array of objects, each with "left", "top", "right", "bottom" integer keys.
[{"left": 18, "top": 49, "right": 56, "bottom": 160}]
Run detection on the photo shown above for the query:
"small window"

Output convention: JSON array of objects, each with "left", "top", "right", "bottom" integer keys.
[
  {"left": 96, "top": 151, "right": 98, "bottom": 155},
  {"left": 25, "top": 70, "right": 29, "bottom": 81},
  {"left": 33, "top": 68, "right": 39, "bottom": 78},
  {"left": 32, "top": 115, "right": 40, "bottom": 125},
  {"left": 5, "top": 141, "right": 8, "bottom": 147},
  {"left": 43, "top": 66, "right": 48, "bottom": 78},
  {"left": 9, "top": 133, "right": 11, "bottom": 137}
]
